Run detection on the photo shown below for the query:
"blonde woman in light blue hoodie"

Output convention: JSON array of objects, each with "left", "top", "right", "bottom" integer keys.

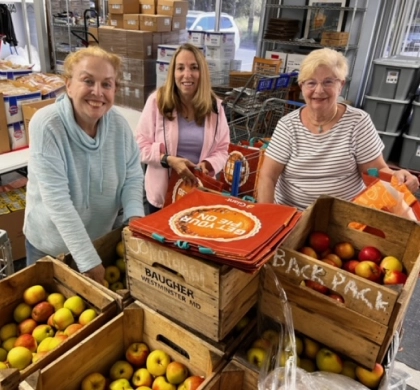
[{"left": 24, "top": 46, "right": 144, "bottom": 284}]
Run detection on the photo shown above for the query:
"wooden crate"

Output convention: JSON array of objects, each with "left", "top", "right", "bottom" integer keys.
[
  {"left": 0, "top": 257, "right": 118, "bottom": 388},
  {"left": 261, "top": 196, "right": 420, "bottom": 369},
  {"left": 320, "top": 37, "right": 349, "bottom": 46},
  {"left": 123, "top": 227, "right": 259, "bottom": 342},
  {"left": 321, "top": 31, "right": 350, "bottom": 39},
  {"left": 18, "top": 301, "right": 225, "bottom": 390},
  {"left": 62, "top": 227, "right": 133, "bottom": 310}
]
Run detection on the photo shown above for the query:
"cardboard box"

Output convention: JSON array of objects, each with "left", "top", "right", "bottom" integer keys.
[
  {"left": 18, "top": 301, "right": 225, "bottom": 390},
  {"left": 121, "top": 58, "right": 156, "bottom": 85},
  {"left": 206, "top": 58, "right": 232, "bottom": 73},
  {"left": 157, "top": 43, "right": 179, "bottom": 61},
  {"left": 139, "top": 0, "right": 156, "bottom": 14},
  {"left": 204, "top": 32, "right": 235, "bottom": 48},
  {"left": 265, "top": 51, "right": 287, "bottom": 72},
  {"left": 125, "top": 30, "right": 154, "bottom": 59},
  {"left": 157, "top": 0, "right": 188, "bottom": 16},
  {"left": 0, "top": 209, "right": 25, "bottom": 260},
  {"left": 123, "top": 227, "right": 259, "bottom": 342},
  {"left": 123, "top": 13, "right": 141, "bottom": 30},
  {"left": 88, "top": 26, "right": 99, "bottom": 44},
  {"left": 172, "top": 15, "right": 186, "bottom": 31},
  {"left": 108, "top": 13, "right": 124, "bottom": 28},
  {"left": 8, "top": 121, "right": 27, "bottom": 150},
  {"left": 286, "top": 53, "right": 307, "bottom": 71},
  {"left": 0, "top": 93, "right": 10, "bottom": 154},
  {"left": 118, "top": 82, "right": 155, "bottom": 110},
  {"left": 99, "top": 27, "right": 127, "bottom": 56},
  {"left": 188, "top": 30, "right": 205, "bottom": 46},
  {"left": 161, "top": 30, "right": 183, "bottom": 44},
  {"left": 108, "top": 0, "right": 139, "bottom": 14},
  {"left": 261, "top": 195, "right": 420, "bottom": 369},
  {"left": 0, "top": 68, "right": 32, "bottom": 80},
  {"left": 205, "top": 45, "right": 236, "bottom": 60},
  {"left": 0, "top": 257, "right": 118, "bottom": 385},
  {"left": 22, "top": 98, "right": 55, "bottom": 144},
  {"left": 139, "top": 14, "right": 172, "bottom": 32}
]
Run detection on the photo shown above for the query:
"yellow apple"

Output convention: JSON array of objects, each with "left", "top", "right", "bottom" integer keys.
[
  {"left": 102, "top": 280, "right": 110, "bottom": 288},
  {"left": 146, "top": 349, "right": 171, "bottom": 377},
  {"left": 177, "top": 376, "right": 205, "bottom": 390},
  {"left": 303, "top": 337, "right": 320, "bottom": 359},
  {"left": 32, "top": 324, "right": 55, "bottom": 344},
  {"left": 110, "top": 282, "right": 124, "bottom": 292},
  {"left": 105, "top": 266, "right": 121, "bottom": 284},
  {"left": 234, "top": 315, "right": 250, "bottom": 333},
  {"left": 261, "top": 329, "right": 280, "bottom": 347},
  {"left": 0, "top": 347, "right": 7, "bottom": 361},
  {"left": 64, "top": 296, "right": 86, "bottom": 317},
  {"left": 81, "top": 372, "right": 107, "bottom": 390},
  {"left": 37, "top": 336, "right": 63, "bottom": 353},
  {"left": 52, "top": 307, "right": 75, "bottom": 330},
  {"left": 315, "top": 348, "right": 343, "bottom": 373},
  {"left": 13, "top": 302, "right": 32, "bottom": 323},
  {"left": 14, "top": 334, "right": 38, "bottom": 353},
  {"left": 79, "top": 309, "right": 97, "bottom": 326},
  {"left": 355, "top": 363, "right": 384, "bottom": 389},
  {"left": 0, "top": 323, "right": 18, "bottom": 341},
  {"left": 115, "top": 258, "right": 126, "bottom": 273},
  {"left": 109, "top": 360, "right": 134, "bottom": 381},
  {"left": 166, "top": 361, "right": 189, "bottom": 385},
  {"left": 7, "top": 346, "right": 33, "bottom": 370},
  {"left": 2, "top": 337, "right": 18, "bottom": 352},
  {"left": 109, "top": 378, "right": 133, "bottom": 390},
  {"left": 132, "top": 367, "right": 153, "bottom": 387},
  {"left": 0, "top": 362, "right": 8, "bottom": 369},
  {"left": 152, "top": 376, "right": 176, "bottom": 390},
  {"left": 47, "top": 292, "right": 66, "bottom": 311},
  {"left": 299, "top": 358, "right": 316, "bottom": 373},
  {"left": 126, "top": 342, "right": 150, "bottom": 367},
  {"left": 246, "top": 347, "right": 267, "bottom": 369},
  {"left": 116, "top": 241, "right": 125, "bottom": 258},
  {"left": 23, "top": 285, "right": 47, "bottom": 305},
  {"left": 32, "top": 351, "right": 48, "bottom": 363},
  {"left": 64, "top": 323, "right": 84, "bottom": 337}
]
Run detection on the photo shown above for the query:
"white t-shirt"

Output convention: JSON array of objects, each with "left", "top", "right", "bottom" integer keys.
[{"left": 265, "top": 104, "right": 384, "bottom": 210}]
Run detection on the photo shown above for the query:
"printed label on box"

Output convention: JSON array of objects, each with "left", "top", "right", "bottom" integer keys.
[
  {"left": 143, "top": 5, "right": 151, "bottom": 9},
  {"left": 386, "top": 70, "right": 399, "bottom": 84},
  {"left": 128, "top": 20, "right": 136, "bottom": 25},
  {"left": 111, "top": 4, "right": 121, "bottom": 9},
  {"left": 111, "top": 20, "right": 118, "bottom": 26},
  {"left": 164, "top": 18, "right": 171, "bottom": 25},
  {"left": 416, "top": 145, "right": 420, "bottom": 157},
  {"left": 175, "top": 7, "right": 182, "bottom": 14}
]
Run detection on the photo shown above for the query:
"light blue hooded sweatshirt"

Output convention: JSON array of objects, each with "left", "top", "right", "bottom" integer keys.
[{"left": 24, "top": 94, "right": 144, "bottom": 272}]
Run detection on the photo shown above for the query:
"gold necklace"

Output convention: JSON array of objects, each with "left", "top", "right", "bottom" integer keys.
[{"left": 309, "top": 106, "right": 338, "bottom": 133}]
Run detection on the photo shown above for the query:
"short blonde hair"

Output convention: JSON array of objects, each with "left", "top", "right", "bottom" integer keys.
[
  {"left": 157, "top": 43, "right": 217, "bottom": 126},
  {"left": 63, "top": 46, "right": 122, "bottom": 86},
  {"left": 298, "top": 48, "right": 348, "bottom": 83}
]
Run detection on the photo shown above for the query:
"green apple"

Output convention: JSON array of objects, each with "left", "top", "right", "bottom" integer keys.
[
  {"left": 64, "top": 296, "right": 86, "bottom": 317},
  {"left": 110, "top": 282, "right": 124, "bottom": 292},
  {"left": 315, "top": 348, "right": 343, "bottom": 373},
  {"left": 109, "top": 378, "right": 133, "bottom": 390},
  {"left": 0, "top": 347, "right": 7, "bottom": 361},
  {"left": 109, "top": 360, "right": 134, "bottom": 381},
  {"left": 177, "top": 376, "right": 205, "bottom": 390},
  {"left": 152, "top": 376, "right": 176, "bottom": 390},
  {"left": 13, "top": 302, "right": 32, "bottom": 323},
  {"left": 47, "top": 292, "right": 66, "bottom": 311},
  {"left": 0, "top": 323, "right": 18, "bottom": 341},
  {"left": 18, "top": 318, "right": 38, "bottom": 335},
  {"left": 37, "top": 336, "right": 63, "bottom": 353},
  {"left": 132, "top": 367, "right": 153, "bottom": 387},
  {"left": 166, "top": 361, "right": 188, "bottom": 385},
  {"left": 52, "top": 307, "right": 75, "bottom": 330},
  {"left": 14, "top": 334, "right": 37, "bottom": 353},
  {"left": 79, "top": 309, "right": 97, "bottom": 326},
  {"left": 115, "top": 258, "right": 126, "bottom": 273},
  {"left": 23, "top": 285, "right": 47, "bottom": 305},
  {"left": 32, "top": 324, "right": 55, "bottom": 344},
  {"left": 81, "top": 372, "right": 107, "bottom": 390},
  {"left": 105, "top": 266, "right": 121, "bottom": 284},
  {"left": 7, "top": 346, "right": 33, "bottom": 370},
  {"left": 146, "top": 349, "right": 171, "bottom": 377},
  {"left": 246, "top": 347, "right": 267, "bottom": 369},
  {"left": 2, "top": 337, "right": 18, "bottom": 352}
]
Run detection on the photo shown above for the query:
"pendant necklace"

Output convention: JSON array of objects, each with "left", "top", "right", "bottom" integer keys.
[{"left": 310, "top": 106, "right": 338, "bottom": 133}]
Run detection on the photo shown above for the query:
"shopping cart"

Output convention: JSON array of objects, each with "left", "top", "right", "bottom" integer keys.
[{"left": 0, "top": 230, "right": 14, "bottom": 279}]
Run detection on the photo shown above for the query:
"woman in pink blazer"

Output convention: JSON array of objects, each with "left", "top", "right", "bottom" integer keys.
[{"left": 136, "top": 43, "right": 230, "bottom": 214}]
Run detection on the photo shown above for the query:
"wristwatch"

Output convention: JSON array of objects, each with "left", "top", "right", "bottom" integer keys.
[{"left": 160, "top": 154, "right": 170, "bottom": 168}]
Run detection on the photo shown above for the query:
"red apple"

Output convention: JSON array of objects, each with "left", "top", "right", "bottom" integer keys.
[
  {"left": 355, "top": 261, "right": 382, "bottom": 283},
  {"left": 299, "top": 247, "right": 318, "bottom": 259},
  {"left": 342, "top": 260, "right": 360, "bottom": 274},
  {"left": 32, "top": 302, "right": 55, "bottom": 323},
  {"left": 14, "top": 334, "right": 37, "bottom": 352},
  {"left": 18, "top": 319, "right": 38, "bottom": 335},
  {"left": 308, "top": 232, "right": 331, "bottom": 254},
  {"left": 328, "top": 293, "right": 345, "bottom": 303},
  {"left": 304, "top": 280, "right": 329, "bottom": 295},
  {"left": 324, "top": 253, "right": 342, "bottom": 268},
  {"left": 358, "top": 246, "right": 382, "bottom": 264},
  {"left": 320, "top": 248, "right": 332, "bottom": 258},
  {"left": 383, "top": 270, "right": 408, "bottom": 285},
  {"left": 355, "top": 363, "right": 384, "bottom": 388},
  {"left": 321, "top": 258, "right": 338, "bottom": 267},
  {"left": 125, "top": 342, "right": 150, "bottom": 367},
  {"left": 334, "top": 242, "right": 355, "bottom": 260},
  {"left": 380, "top": 256, "right": 403, "bottom": 273}
]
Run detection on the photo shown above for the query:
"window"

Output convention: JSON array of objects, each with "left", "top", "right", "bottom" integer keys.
[{"left": 221, "top": 17, "right": 233, "bottom": 29}]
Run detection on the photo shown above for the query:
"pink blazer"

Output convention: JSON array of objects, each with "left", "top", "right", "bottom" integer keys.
[{"left": 136, "top": 91, "right": 230, "bottom": 208}]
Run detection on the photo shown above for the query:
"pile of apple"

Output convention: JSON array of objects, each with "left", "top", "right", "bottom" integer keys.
[
  {"left": 245, "top": 330, "right": 384, "bottom": 389},
  {"left": 103, "top": 241, "right": 127, "bottom": 292},
  {"left": 0, "top": 285, "right": 97, "bottom": 371},
  {"left": 300, "top": 231, "right": 408, "bottom": 296},
  {"left": 80, "top": 342, "right": 204, "bottom": 390}
]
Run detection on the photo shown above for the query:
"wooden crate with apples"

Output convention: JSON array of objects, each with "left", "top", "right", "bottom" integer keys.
[
  {"left": 260, "top": 195, "right": 420, "bottom": 370},
  {"left": 0, "top": 257, "right": 118, "bottom": 388},
  {"left": 61, "top": 227, "right": 134, "bottom": 311},
  {"left": 123, "top": 227, "right": 259, "bottom": 343},
  {"left": 18, "top": 300, "right": 225, "bottom": 390}
]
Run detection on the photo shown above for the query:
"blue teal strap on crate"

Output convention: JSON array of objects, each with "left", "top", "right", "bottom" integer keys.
[
  {"left": 367, "top": 168, "right": 380, "bottom": 177},
  {"left": 198, "top": 246, "right": 215, "bottom": 255},
  {"left": 151, "top": 233, "right": 165, "bottom": 243},
  {"left": 242, "top": 195, "right": 256, "bottom": 203},
  {"left": 175, "top": 240, "right": 190, "bottom": 250}
]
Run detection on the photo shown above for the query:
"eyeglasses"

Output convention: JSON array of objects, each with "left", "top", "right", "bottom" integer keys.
[{"left": 301, "top": 78, "right": 340, "bottom": 90}]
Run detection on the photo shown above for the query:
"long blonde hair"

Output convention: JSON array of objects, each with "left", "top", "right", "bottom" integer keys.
[{"left": 157, "top": 43, "right": 217, "bottom": 126}]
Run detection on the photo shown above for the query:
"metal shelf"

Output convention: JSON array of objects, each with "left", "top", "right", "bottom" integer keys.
[
  {"left": 262, "top": 39, "right": 358, "bottom": 51},
  {"left": 266, "top": 4, "right": 367, "bottom": 12}
]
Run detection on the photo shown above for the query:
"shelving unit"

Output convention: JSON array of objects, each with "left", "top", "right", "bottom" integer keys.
[{"left": 257, "top": 0, "right": 369, "bottom": 99}]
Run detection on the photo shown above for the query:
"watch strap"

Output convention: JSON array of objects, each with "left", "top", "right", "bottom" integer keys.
[{"left": 160, "top": 154, "right": 170, "bottom": 168}]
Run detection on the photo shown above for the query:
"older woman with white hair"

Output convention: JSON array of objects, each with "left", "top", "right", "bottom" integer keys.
[{"left": 257, "top": 48, "right": 419, "bottom": 210}]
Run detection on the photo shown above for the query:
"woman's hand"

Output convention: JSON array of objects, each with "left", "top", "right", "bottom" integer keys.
[
  {"left": 393, "top": 169, "right": 420, "bottom": 193},
  {"left": 168, "top": 156, "right": 198, "bottom": 186},
  {"left": 83, "top": 264, "right": 106, "bottom": 285},
  {"left": 196, "top": 161, "right": 212, "bottom": 175}
]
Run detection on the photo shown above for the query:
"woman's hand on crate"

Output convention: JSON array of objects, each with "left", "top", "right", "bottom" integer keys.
[
  {"left": 83, "top": 264, "right": 105, "bottom": 285},
  {"left": 391, "top": 168, "right": 419, "bottom": 193}
]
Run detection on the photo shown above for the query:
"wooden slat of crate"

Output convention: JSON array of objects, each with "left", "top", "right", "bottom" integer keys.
[
  {"left": 230, "top": 357, "right": 258, "bottom": 390},
  {"left": 202, "top": 360, "right": 245, "bottom": 390},
  {"left": 266, "top": 195, "right": 420, "bottom": 369},
  {"left": 61, "top": 227, "right": 132, "bottom": 310},
  {"left": 0, "top": 257, "right": 118, "bottom": 385},
  {"left": 18, "top": 301, "right": 224, "bottom": 390},
  {"left": 0, "top": 369, "right": 20, "bottom": 390},
  {"left": 124, "top": 228, "right": 259, "bottom": 341},
  {"left": 321, "top": 31, "right": 349, "bottom": 39}
]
